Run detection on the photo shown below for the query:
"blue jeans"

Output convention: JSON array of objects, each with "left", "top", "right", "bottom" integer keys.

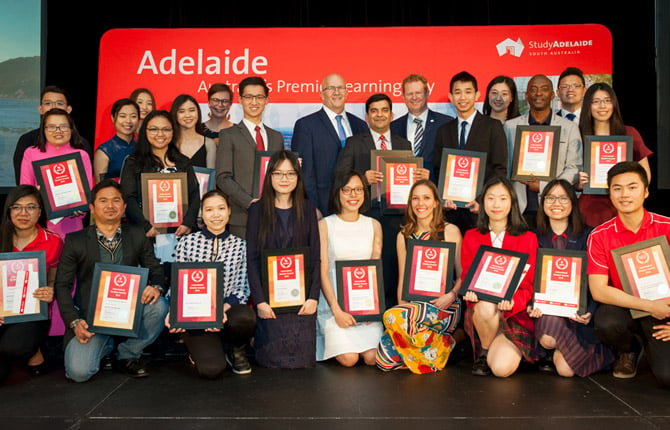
[{"left": 64, "top": 297, "right": 168, "bottom": 382}]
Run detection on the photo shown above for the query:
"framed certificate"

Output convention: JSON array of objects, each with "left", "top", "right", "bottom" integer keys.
[
  {"left": 192, "top": 166, "right": 216, "bottom": 198},
  {"left": 32, "top": 153, "right": 91, "bottom": 219},
  {"left": 261, "top": 248, "right": 310, "bottom": 313},
  {"left": 511, "top": 126, "right": 561, "bottom": 181},
  {"left": 0, "top": 251, "right": 48, "bottom": 324},
  {"left": 583, "top": 135, "right": 634, "bottom": 195},
  {"left": 252, "top": 150, "right": 275, "bottom": 198},
  {"left": 141, "top": 172, "right": 188, "bottom": 232},
  {"left": 380, "top": 156, "right": 422, "bottom": 214},
  {"left": 459, "top": 245, "right": 529, "bottom": 303},
  {"left": 533, "top": 249, "right": 587, "bottom": 318},
  {"left": 401, "top": 239, "right": 455, "bottom": 302},
  {"left": 335, "top": 259, "right": 385, "bottom": 322},
  {"left": 437, "top": 148, "right": 487, "bottom": 208},
  {"left": 87, "top": 263, "right": 148, "bottom": 337},
  {"left": 369, "top": 149, "right": 413, "bottom": 201},
  {"left": 169, "top": 263, "right": 224, "bottom": 330},
  {"left": 612, "top": 236, "right": 670, "bottom": 319}
]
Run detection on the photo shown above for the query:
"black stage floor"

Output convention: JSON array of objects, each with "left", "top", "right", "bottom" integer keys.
[{"left": 1, "top": 349, "right": 668, "bottom": 430}]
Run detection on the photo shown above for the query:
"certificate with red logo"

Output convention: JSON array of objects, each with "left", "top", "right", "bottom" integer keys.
[
  {"left": 583, "top": 135, "right": 633, "bottom": 195},
  {"left": 141, "top": 172, "right": 187, "bottom": 232},
  {"left": 0, "top": 251, "right": 48, "bottom": 324},
  {"left": 511, "top": 126, "right": 561, "bottom": 181},
  {"left": 612, "top": 236, "right": 670, "bottom": 319},
  {"left": 401, "top": 239, "right": 455, "bottom": 302},
  {"left": 335, "top": 259, "right": 384, "bottom": 322},
  {"left": 533, "top": 249, "right": 587, "bottom": 318},
  {"left": 32, "top": 153, "right": 91, "bottom": 219},
  {"left": 380, "top": 157, "right": 422, "bottom": 213},
  {"left": 88, "top": 264, "right": 148, "bottom": 337},
  {"left": 437, "top": 148, "right": 487, "bottom": 208},
  {"left": 261, "top": 248, "right": 309, "bottom": 313},
  {"left": 169, "top": 263, "right": 224, "bottom": 329},
  {"left": 459, "top": 246, "right": 529, "bottom": 303},
  {"left": 370, "top": 150, "right": 413, "bottom": 202}
]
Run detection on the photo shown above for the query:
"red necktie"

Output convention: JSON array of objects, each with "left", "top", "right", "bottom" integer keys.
[
  {"left": 255, "top": 125, "right": 264, "bottom": 150},
  {"left": 380, "top": 135, "right": 388, "bottom": 150}
]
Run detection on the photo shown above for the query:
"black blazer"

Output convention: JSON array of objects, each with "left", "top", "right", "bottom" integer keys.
[
  {"left": 334, "top": 130, "right": 412, "bottom": 180},
  {"left": 433, "top": 112, "right": 508, "bottom": 182},
  {"left": 54, "top": 223, "right": 164, "bottom": 345}
]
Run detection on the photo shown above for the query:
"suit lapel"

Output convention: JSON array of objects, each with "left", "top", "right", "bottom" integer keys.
[
  {"left": 466, "top": 112, "right": 483, "bottom": 146},
  {"left": 85, "top": 227, "right": 101, "bottom": 264},
  {"left": 236, "top": 122, "right": 257, "bottom": 148},
  {"left": 317, "top": 108, "right": 341, "bottom": 145}
]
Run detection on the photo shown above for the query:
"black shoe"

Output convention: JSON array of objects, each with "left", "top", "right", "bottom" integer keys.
[
  {"left": 537, "top": 349, "right": 555, "bottom": 372},
  {"left": 472, "top": 355, "right": 491, "bottom": 376},
  {"left": 226, "top": 346, "right": 252, "bottom": 375},
  {"left": 101, "top": 355, "right": 113, "bottom": 371},
  {"left": 120, "top": 358, "right": 149, "bottom": 378},
  {"left": 27, "top": 361, "right": 49, "bottom": 376}
]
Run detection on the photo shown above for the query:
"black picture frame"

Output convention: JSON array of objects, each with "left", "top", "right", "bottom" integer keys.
[
  {"left": 511, "top": 125, "right": 561, "bottom": 181},
  {"left": 169, "top": 262, "right": 225, "bottom": 330},
  {"left": 32, "top": 152, "right": 91, "bottom": 220},
  {"left": 582, "top": 135, "right": 634, "bottom": 195},
  {"left": 0, "top": 251, "right": 48, "bottom": 324},
  {"left": 335, "top": 259, "right": 385, "bottom": 322},
  {"left": 401, "top": 239, "right": 456, "bottom": 302},
  {"left": 459, "top": 245, "right": 529, "bottom": 304},
  {"left": 533, "top": 248, "right": 588, "bottom": 317},
  {"left": 261, "top": 247, "right": 310, "bottom": 314},
  {"left": 369, "top": 149, "right": 413, "bottom": 202},
  {"left": 437, "top": 148, "right": 487, "bottom": 208}
]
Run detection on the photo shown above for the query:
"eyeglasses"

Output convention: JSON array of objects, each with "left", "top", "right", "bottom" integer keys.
[
  {"left": 271, "top": 171, "right": 297, "bottom": 180},
  {"left": 559, "top": 83, "right": 583, "bottom": 90},
  {"left": 210, "top": 98, "right": 231, "bottom": 105},
  {"left": 592, "top": 98, "right": 613, "bottom": 106},
  {"left": 41, "top": 101, "right": 67, "bottom": 109},
  {"left": 45, "top": 124, "right": 71, "bottom": 132},
  {"left": 10, "top": 205, "right": 41, "bottom": 214},
  {"left": 146, "top": 127, "right": 173, "bottom": 135},
  {"left": 322, "top": 86, "right": 347, "bottom": 93},
  {"left": 240, "top": 95, "right": 267, "bottom": 101},
  {"left": 341, "top": 186, "right": 364, "bottom": 195},
  {"left": 544, "top": 196, "right": 570, "bottom": 205}
]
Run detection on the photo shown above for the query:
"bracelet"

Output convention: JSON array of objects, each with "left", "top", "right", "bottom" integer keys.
[
  {"left": 153, "top": 285, "right": 165, "bottom": 295},
  {"left": 69, "top": 318, "right": 81, "bottom": 329}
]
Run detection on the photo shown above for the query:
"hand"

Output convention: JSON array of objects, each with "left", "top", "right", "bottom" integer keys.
[
  {"left": 69, "top": 210, "right": 86, "bottom": 218},
  {"left": 146, "top": 227, "right": 160, "bottom": 238},
  {"left": 527, "top": 306, "right": 542, "bottom": 318},
  {"left": 498, "top": 300, "right": 514, "bottom": 312},
  {"left": 365, "top": 170, "right": 383, "bottom": 185},
  {"left": 0, "top": 316, "right": 4, "bottom": 326},
  {"left": 247, "top": 198, "right": 259, "bottom": 208},
  {"left": 33, "top": 286, "right": 54, "bottom": 303},
  {"left": 649, "top": 300, "right": 670, "bottom": 320},
  {"left": 464, "top": 291, "right": 479, "bottom": 303},
  {"left": 430, "top": 291, "right": 457, "bottom": 310},
  {"left": 333, "top": 308, "right": 356, "bottom": 328},
  {"left": 465, "top": 200, "right": 480, "bottom": 214},
  {"left": 257, "top": 302, "right": 276, "bottom": 319},
  {"left": 652, "top": 321, "right": 670, "bottom": 341},
  {"left": 175, "top": 225, "right": 191, "bottom": 237},
  {"left": 577, "top": 171, "right": 588, "bottom": 191},
  {"left": 413, "top": 168, "right": 430, "bottom": 181},
  {"left": 443, "top": 199, "right": 457, "bottom": 210},
  {"left": 206, "top": 303, "right": 231, "bottom": 330},
  {"left": 165, "top": 312, "right": 185, "bottom": 334},
  {"left": 141, "top": 285, "right": 161, "bottom": 305},
  {"left": 521, "top": 175, "right": 540, "bottom": 193},
  {"left": 298, "top": 299, "right": 318, "bottom": 316},
  {"left": 570, "top": 312, "right": 592, "bottom": 325},
  {"left": 74, "top": 320, "right": 95, "bottom": 344}
]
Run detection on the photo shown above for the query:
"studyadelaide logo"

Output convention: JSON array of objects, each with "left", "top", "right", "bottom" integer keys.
[{"left": 497, "top": 37, "right": 594, "bottom": 58}]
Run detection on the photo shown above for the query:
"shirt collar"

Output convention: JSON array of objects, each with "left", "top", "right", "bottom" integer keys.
[
  {"left": 529, "top": 110, "right": 553, "bottom": 126},
  {"left": 201, "top": 227, "right": 230, "bottom": 241},
  {"left": 614, "top": 210, "right": 652, "bottom": 234},
  {"left": 96, "top": 225, "right": 122, "bottom": 241},
  {"left": 323, "top": 105, "right": 347, "bottom": 121},
  {"left": 409, "top": 109, "right": 429, "bottom": 124}
]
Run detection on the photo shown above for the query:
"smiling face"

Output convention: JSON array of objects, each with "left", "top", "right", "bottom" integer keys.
[
  {"left": 240, "top": 84, "right": 268, "bottom": 123},
  {"left": 338, "top": 175, "right": 365, "bottom": 214},
  {"left": 201, "top": 195, "right": 230, "bottom": 235},
  {"left": 320, "top": 74, "right": 348, "bottom": 114},
  {"left": 90, "top": 186, "right": 126, "bottom": 225},
  {"left": 450, "top": 80, "right": 480, "bottom": 118},
  {"left": 365, "top": 100, "right": 393, "bottom": 134},
  {"left": 271, "top": 159, "right": 298, "bottom": 197},
  {"left": 557, "top": 74, "right": 586, "bottom": 110},
  {"left": 484, "top": 183, "right": 512, "bottom": 224},
  {"left": 590, "top": 89, "right": 614, "bottom": 125},
  {"left": 113, "top": 104, "right": 139, "bottom": 140},
  {"left": 403, "top": 80, "right": 429, "bottom": 116},
  {"left": 609, "top": 172, "right": 648, "bottom": 216},
  {"left": 410, "top": 184, "right": 438, "bottom": 223},
  {"left": 525, "top": 75, "right": 554, "bottom": 113},
  {"left": 39, "top": 91, "right": 71, "bottom": 115},
  {"left": 44, "top": 114, "right": 72, "bottom": 147},
  {"left": 145, "top": 115, "right": 173, "bottom": 152},
  {"left": 208, "top": 90, "right": 232, "bottom": 120},
  {"left": 135, "top": 92, "right": 154, "bottom": 120},
  {"left": 488, "top": 82, "right": 513, "bottom": 114},
  {"left": 176, "top": 100, "right": 199, "bottom": 130},
  {"left": 10, "top": 194, "right": 41, "bottom": 233},
  {"left": 543, "top": 184, "right": 572, "bottom": 222}
]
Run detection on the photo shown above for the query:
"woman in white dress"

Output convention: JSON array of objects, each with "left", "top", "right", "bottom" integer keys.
[{"left": 316, "top": 170, "right": 383, "bottom": 367}]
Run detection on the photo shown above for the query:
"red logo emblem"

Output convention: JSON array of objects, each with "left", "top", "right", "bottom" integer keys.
[
  {"left": 353, "top": 267, "right": 366, "bottom": 279},
  {"left": 52, "top": 162, "right": 66, "bottom": 175},
  {"left": 191, "top": 270, "right": 205, "bottom": 283},
  {"left": 396, "top": 164, "right": 407, "bottom": 175},
  {"left": 494, "top": 255, "right": 507, "bottom": 265},
  {"left": 457, "top": 157, "right": 470, "bottom": 169},
  {"left": 555, "top": 257, "right": 569, "bottom": 271},
  {"left": 114, "top": 274, "right": 128, "bottom": 287},
  {"left": 636, "top": 250, "right": 650, "bottom": 265}
]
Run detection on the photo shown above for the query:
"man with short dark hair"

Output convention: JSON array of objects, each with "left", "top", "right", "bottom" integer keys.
[
  {"left": 391, "top": 74, "right": 453, "bottom": 182},
  {"left": 55, "top": 179, "right": 168, "bottom": 382},
  {"left": 215, "top": 77, "right": 284, "bottom": 238},
  {"left": 13, "top": 86, "right": 92, "bottom": 184},
  {"left": 291, "top": 73, "right": 368, "bottom": 216},
  {"left": 556, "top": 67, "right": 586, "bottom": 123},
  {"left": 587, "top": 161, "right": 670, "bottom": 385}
]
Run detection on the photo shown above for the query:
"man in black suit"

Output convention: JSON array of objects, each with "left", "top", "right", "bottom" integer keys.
[
  {"left": 433, "top": 71, "right": 508, "bottom": 234},
  {"left": 291, "top": 73, "right": 368, "bottom": 216},
  {"left": 391, "top": 74, "right": 453, "bottom": 183},
  {"left": 55, "top": 179, "right": 168, "bottom": 382},
  {"left": 335, "top": 93, "right": 428, "bottom": 308}
]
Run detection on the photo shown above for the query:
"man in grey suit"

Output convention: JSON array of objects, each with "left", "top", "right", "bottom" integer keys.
[
  {"left": 504, "top": 74, "right": 582, "bottom": 227},
  {"left": 215, "top": 77, "right": 284, "bottom": 238}
]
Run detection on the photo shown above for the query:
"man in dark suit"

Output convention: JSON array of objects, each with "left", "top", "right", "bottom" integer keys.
[
  {"left": 291, "top": 73, "right": 368, "bottom": 216},
  {"left": 335, "top": 94, "right": 428, "bottom": 308},
  {"left": 433, "top": 71, "right": 508, "bottom": 235},
  {"left": 391, "top": 74, "right": 453, "bottom": 183},
  {"left": 55, "top": 179, "right": 168, "bottom": 382},
  {"left": 216, "top": 77, "right": 284, "bottom": 238}
]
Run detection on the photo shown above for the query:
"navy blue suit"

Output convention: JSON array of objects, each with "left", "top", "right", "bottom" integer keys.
[
  {"left": 390, "top": 109, "right": 453, "bottom": 183},
  {"left": 291, "top": 108, "right": 368, "bottom": 216}
]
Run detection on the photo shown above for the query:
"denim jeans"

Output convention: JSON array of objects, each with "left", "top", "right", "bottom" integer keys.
[{"left": 64, "top": 297, "right": 168, "bottom": 382}]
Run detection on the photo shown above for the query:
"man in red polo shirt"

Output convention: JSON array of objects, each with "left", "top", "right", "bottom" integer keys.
[{"left": 588, "top": 161, "right": 670, "bottom": 385}]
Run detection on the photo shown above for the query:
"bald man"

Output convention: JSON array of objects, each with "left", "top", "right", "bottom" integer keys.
[{"left": 290, "top": 73, "right": 368, "bottom": 216}]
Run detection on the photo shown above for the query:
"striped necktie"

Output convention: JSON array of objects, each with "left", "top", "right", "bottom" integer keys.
[{"left": 413, "top": 118, "right": 424, "bottom": 156}]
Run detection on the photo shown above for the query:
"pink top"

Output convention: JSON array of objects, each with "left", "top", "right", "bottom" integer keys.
[{"left": 20, "top": 142, "right": 93, "bottom": 241}]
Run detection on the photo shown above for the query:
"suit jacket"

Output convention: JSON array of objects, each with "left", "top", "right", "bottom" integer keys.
[
  {"left": 504, "top": 112, "right": 583, "bottom": 213},
  {"left": 54, "top": 223, "right": 164, "bottom": 346},
  {"left": 334, "top": 130, "right": 412, "bottom": 180},
  {"left": 291, "top": 108, "right": 368, "bottom": 216},
  {"left": 391, "top": 109, "right": 453, "bottom": 182},
  {"left": 215, "top": 122, "right": 284, "bottom": 232},
  {"left": 433, "top": 112, "right": 508, "bottom": 184}
]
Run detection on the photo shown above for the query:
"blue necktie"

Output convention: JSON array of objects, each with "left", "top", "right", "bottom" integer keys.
[
  {"left": 413, "top": 118, "right": 424, "bottom": 156},
  {"left": 565, "top": 112, "right": 576, "bottom": 122},
  {"left": 336, "top": 115, "right": 347, "bottom": 147},
  {"left": 459, "top": 121, "right": 467, "bottom": 150}
]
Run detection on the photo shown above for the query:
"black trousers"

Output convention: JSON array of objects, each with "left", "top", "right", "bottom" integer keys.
[
  {"left": 595, "top": 304, "right": 670, "bottom": 387},
  {"left": 0, "top": 319, "right": 50, "bottom": 382},
  {"left": 180, "top": 304, "right": 256, "bottom": 379},
  {"left": 367, "top": 207, "right": 403, "bottom": 309}
]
